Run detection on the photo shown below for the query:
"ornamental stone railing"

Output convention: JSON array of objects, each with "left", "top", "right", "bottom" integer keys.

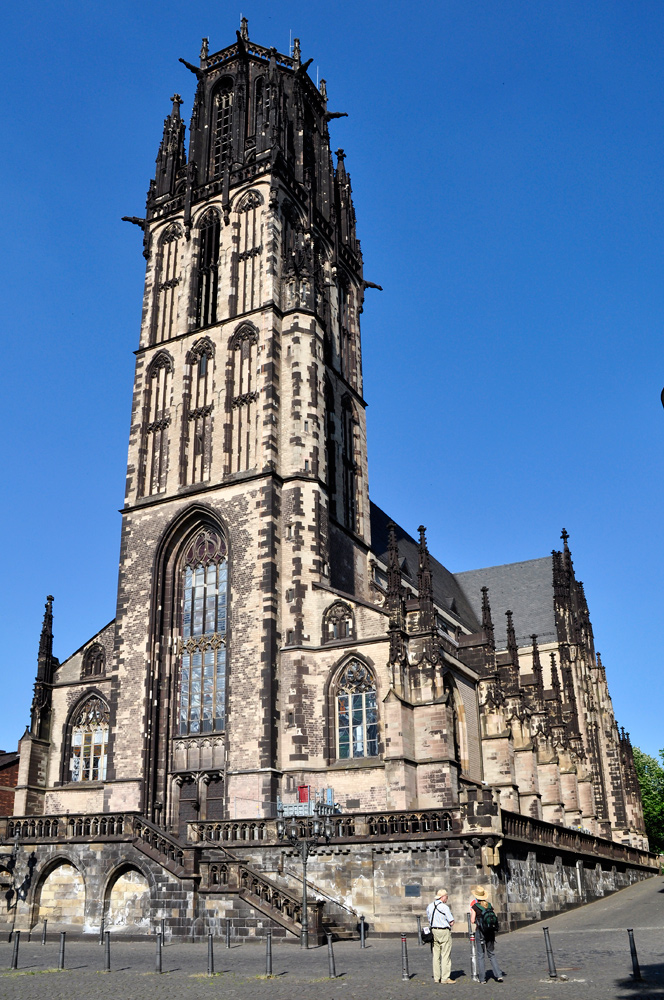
[{"left": 501, "top": 810, "right": 655, "bottom": 868}]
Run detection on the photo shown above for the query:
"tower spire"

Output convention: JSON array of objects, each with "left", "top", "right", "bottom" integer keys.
[
  {"left": 480, "top": 586, "right": 495, "bottom": 648},
  {"left": 531, "top": 633, "right": 544, "bottom": 700},
  {"left": 153, "top": 93, "right": 186, "bottom": 199},
  {"left": 417, "top": 525, "right": 434, "bottom": 630},
  {"left": 31, "top": 595, "right": 57, "bottom": 739}
]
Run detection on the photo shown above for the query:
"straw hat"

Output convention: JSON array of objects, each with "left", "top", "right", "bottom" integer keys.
[
  {"left": 436, "top": 888, "right": 448, "bottom": 898},
  {"left": 473, "top": 886, "right": 488, "bottom": 899}
]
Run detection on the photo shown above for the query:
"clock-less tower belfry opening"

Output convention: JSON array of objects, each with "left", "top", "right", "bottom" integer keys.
[{"left": 5, "top": 20, "right": 655, "bottom": 940}]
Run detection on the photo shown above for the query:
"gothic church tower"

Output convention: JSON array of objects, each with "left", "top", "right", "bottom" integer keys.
[{"left": 114, "top": 22, "right": 370, "bottom": 829}]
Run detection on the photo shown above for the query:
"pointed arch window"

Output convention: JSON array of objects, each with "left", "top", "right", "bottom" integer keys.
[
  {"left": 69, "top": 697, "right": 109, "bottom": 782},
  {"left": 341, "top": 397, "right": 359, "bottom": 532},
  {"left": 210, "top": 78, "right": 234, "bottom": 177},
  {"left": 234, "top": 190, "right": 263, "bottom": 315},
  {"left": 226, "top": 323, "right": 259, "bottom": 475},
  {"left": 323, "top": 602, "right": 355, "bottom": 643},
  {"left": 335, "top": 660, "right": 378, "bottom": 760},
  {"left": 177, "top": 527, "right": 228, "bottom": 735},
  {"left": 139, "top": 352, "right": 173, "bottom": 496},
  {"left": 81, "top": 643, "right": 105, "bottom": 679},
  {"left": 182, "top": 339, "right": 214, "bottom": 485},
  {"left": 254, "top": 77, "right": 270, "bottom": 135},
  {"left": 324, "top": 378, "right": 337, "bottom": 512},
  {"left": 196, "top": 210, "right": 221, "bottom": 329},
  {"left": 153, "top": 223, "right": 182, "bottom": 343}
]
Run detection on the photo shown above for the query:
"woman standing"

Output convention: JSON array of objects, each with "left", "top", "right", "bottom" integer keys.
[{"left": 469, "top": 886, "right": 503, "bottom": 984}]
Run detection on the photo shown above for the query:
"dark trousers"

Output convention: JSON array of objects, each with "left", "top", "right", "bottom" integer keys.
[{"left": 476, "top": 929, "right": 502, "bottom": 982}]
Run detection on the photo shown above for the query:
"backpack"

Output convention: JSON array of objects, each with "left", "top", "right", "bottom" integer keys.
[{"left": 473, "top": 900, "right": 499, "bottom": 938}]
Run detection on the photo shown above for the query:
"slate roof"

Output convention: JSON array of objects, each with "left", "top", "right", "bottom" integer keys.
[
  {"left": 454, "top": 557, "right": 557, "bottom": 650},
  {"left": 369, "top": 503, "right": 481, "bottom": 633}
]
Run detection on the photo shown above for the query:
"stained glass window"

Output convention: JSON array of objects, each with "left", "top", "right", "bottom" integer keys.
[
  {"left": 178, "top": 527, "right": 228, "bottom": 735},
  {"left": 70, "top": 697, "right": 109, "bottom": 782},
  {"left": 336, "top": 661, "right": 378, "bottom": 760}
]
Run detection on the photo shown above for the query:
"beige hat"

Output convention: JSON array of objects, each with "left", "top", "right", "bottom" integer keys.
[
  {"left": 473, "top": 886, "right": 488, "bottom": 899},
  {"left": 436, "top": 888, "right": 448, "bottom": 898}
]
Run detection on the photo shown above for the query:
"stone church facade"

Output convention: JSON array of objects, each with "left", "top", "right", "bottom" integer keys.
[{"left": 3, "top": 21, "right": 654, "bottom": 938}]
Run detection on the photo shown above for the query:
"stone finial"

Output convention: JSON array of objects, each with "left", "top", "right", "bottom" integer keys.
[
  {"left": 170, "top": 94, "right": 183, "bottom": 117},
  {"left": 319, "top": 78, "right": 328, "bottom": 101},
  {"left": 200, "top": 37, "right": 209, "bottom": 63},
  {"left": 293, "top": 37, "right": 301, "bottom": 66},
  {"left": 240, "top": 17, "right": 249, "bottom": 41}
]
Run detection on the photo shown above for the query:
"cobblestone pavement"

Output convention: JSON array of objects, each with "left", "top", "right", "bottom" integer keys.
[{"left": 0, "top": 876, "right": 661, "bottom": 1000}]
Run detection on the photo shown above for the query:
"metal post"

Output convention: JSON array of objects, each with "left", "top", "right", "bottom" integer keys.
[
  {"left": 360, "top": 914, "right": 366, "bottom": 948},
  {"left": 226, "top": 918, "right": 231, "bottom": 949},
  {"left": 401, "top": 934, "right": 410, "bottom": 981},
  {"left": 266, "top": 929, "right": 272, "bottom": 977},
  {"left": 326, "top": 931, "right": 337, "bottom": 978},
  {"left": 467, "top": 913, "right": 479, "bottom": 982},
  {"left": 41, "top": 920, "right": 47, "bottom": 946},
  {"left": 627, "top": 929, "right": 642, "bottom": 981},
  {"left": 155, "top": 930, "right": 162, "bottom": 974},
  {"left": 301, "top": 849, "right": 309, "bottom": 949},
  {"left": 208, "top": 932, "right": 214, "bottom": 976},
  {"left": 99, "top": 915, "right": 105, "bottom": 945},
  {"left": 104, "top": 930, "right": 110, "bottom": 972},
  {"left": 543, "top": 927, "right": 557, "bottom": 979},
  {"left": 416, "top": 915, "right": 422, "bottom": 945},
  {"left": 58, "top": 931, "right": 66, "bottom": 971},
  {"left": 10, "top": 930, "right": 19, "bottom": 970},
  {"left": 161, "top": 917, "right": 165, "bottom": 943}
]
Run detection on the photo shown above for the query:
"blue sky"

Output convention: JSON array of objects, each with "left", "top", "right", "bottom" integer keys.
[{"left": 1, "top": 1, "right": 662, "bottom": 758}]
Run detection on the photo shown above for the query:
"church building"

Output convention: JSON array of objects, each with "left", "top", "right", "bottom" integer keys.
[{"left": 4, "top": 21, "right": 653, "bottom": 939}]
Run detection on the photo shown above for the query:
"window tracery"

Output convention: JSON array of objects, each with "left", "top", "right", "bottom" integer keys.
[
  {"left": 196, "top": 210, "right": 221, "bottom": 329},
  {"left": 139, "top": 352, "right": 173, "bottom": 496},
  {"left": 341, "top": 397, "right": 359, "bottom": 532},
  {"left": 81, "top": 643, "right": 105, "bottom": 678},
  {"left": 335, "top": 660, "right": 378, "bottom": 760},
  {"left": 235, "top": 190, "right": 263, "bottom": 314},
  {"left": 153, "top": 223, "right": 182, "bottom": 343},
  {"left": 226, "top": 323, "right": 259, "bottom": 474},
  {"left": 69, "top": 696, "right": 109, "bottom": 783},
  {"left": 323, "top": 602, "right": 355, "bottom": 643},
  {"left": 177, "top": 527, "right": 228, "bottom": 735},
  {"left": 181, "top": 339, "right": 214, "bottom": 485},
  {"left": 210, "top": 79, "right": 234, "bottom": 177}
]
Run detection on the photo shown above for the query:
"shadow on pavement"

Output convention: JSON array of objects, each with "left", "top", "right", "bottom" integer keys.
[{"left": 615, "top": 963, "right": 664, "bottom": 997}]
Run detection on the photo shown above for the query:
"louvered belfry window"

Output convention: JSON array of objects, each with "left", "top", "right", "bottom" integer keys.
[
  {"left": 196, "top": 211, "right": 220, "bottom": 329},
  {"left": 177, "top": 528, "right": 228, "bottom": 734}
]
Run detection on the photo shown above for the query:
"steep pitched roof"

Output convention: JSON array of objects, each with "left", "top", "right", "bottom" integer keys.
[
  {"left": 454, "top": 556, "right": 556, "bottom": 649},
  {"left": 369, "top": 503, "right": 481, "bottom": 633}
]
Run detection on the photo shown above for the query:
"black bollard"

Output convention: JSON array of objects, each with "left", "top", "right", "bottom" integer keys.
[
  {"left": 104, "top": 930, "right": 111, "bottom": 971},
  {"left": 226, "top": 918, "right": 231, "bottom": 949},
  {"left": 265, "top": 929, "right": 272, "bottom": 977},
  {"left": 543, "top": 927, "right": 557, "bottom": 980},
  {"left": 10, "top": 929, "right": 20, "bottom": 970},
  {"left": 416, "top": 915, "right": 422, "bottom": 945},
  {"left": 326, "top": 931, "right": 337, "bottom": 979},
  {"left": 360, "top": 914, "right": 366, "bottom": 949},
  {"left": 99, "top": 916, "right": 105, "bottom": 945},
  {"left": 401, "top": 933, "right": 410, "bottom": 981},
  {"left": 58, "top": 931, "right": 66, "bottom": 971},
  {"left": 155, "top": 930, "right": 162, "bottom": 974},
  {"left": 41, "top": 919, "right": 47, "bottom": 946},
  {"left": 207, "top": 932, "right": 214, "bottom": 976},
  {"left": 161, "top": 917, "right": 165, "bottom": 943},
  {"left": 627, "top": 929, "right": 642, "bottom": 981}
]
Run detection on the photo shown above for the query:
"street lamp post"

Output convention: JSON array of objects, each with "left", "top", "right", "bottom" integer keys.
[{"left": 276, "top": 811, "right": 332, "bottom": 949}]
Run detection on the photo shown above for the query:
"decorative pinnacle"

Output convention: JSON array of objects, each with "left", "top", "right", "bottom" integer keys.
[
  {"left": 480, "top": 586, "right": 495, "bottom": 647},
  {"left": 240, "top": 17, "right": 249, "bottom": 41},
  {"left": 170, "top": 94, "right": 183, "bottom": 116},
  {"left": 199, "top": 37, "right": 209, "bottom": 62},
  {"left": 561, "top": 528, "right": 569, "bottom": 546},
  {"left": 319, "top": 78, "right": 328, "bottom": 101},
  {"left": 336, "top": 148, "right": 345, "bottom": 160}
]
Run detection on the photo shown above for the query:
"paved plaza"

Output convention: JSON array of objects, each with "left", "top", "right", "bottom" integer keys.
[{"left": 0, "top": 876, "right": 661, "bottom": 999}]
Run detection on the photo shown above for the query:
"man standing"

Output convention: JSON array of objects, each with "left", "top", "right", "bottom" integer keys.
[{"left": 426, "top": 888, "right": 455, "bottom": 984}]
